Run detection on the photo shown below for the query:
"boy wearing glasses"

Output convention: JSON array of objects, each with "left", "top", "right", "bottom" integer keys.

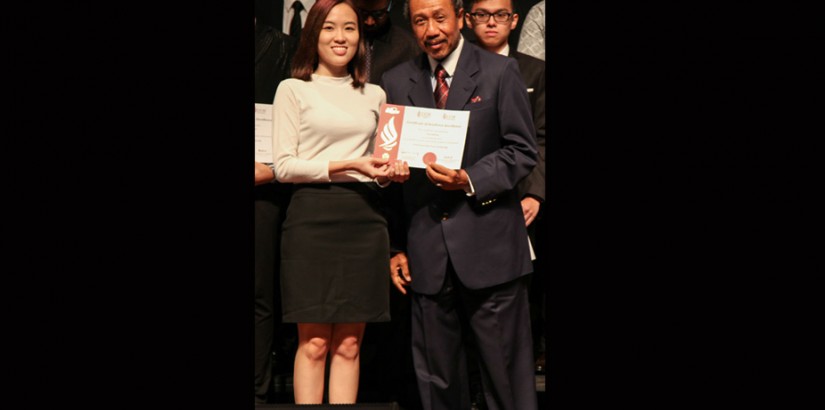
[{"left": 465, "top": 0, "right": 547, "bottom": 379}]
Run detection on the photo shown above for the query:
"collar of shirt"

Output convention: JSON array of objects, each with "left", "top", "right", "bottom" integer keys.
[
  {"left": 283, "top": 0, "right": 315, "bottom": 35},
  {"left": 427, "top": 35, "right": 465, "bottom": 88},
  {"left": 497, "top": 43, "right": 510, "bottom": 57},
  {"left": 285, "top": 0, "right": 315, "bottom": 20},
  {"left": 286, "top": 0, "right": 314, "bottom": 12}
]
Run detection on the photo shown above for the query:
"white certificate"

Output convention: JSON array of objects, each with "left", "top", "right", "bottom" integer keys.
[
  {"left": 255, "top": 103, "right": 274, "bottom": 164},
  {"left": 372, "top": 104, "right": 470, "bottom": 169}
]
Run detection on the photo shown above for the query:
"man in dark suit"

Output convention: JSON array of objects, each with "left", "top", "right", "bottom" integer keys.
[
  {"left": 380, "top": 1, "right": 539, "bottom": 408},
  {"left": 355, "top": 0, "right": 421, "bottom": 84},
  {"left": 464, "top": 0, "right": 547, "bottom": 376}
]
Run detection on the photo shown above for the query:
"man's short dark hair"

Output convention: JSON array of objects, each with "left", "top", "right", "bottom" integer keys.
[
  {"left": 403, "top": 0, "right": 463, "bottom": 20},
  {"left": 464, "top": 0, "right": 513, "bottom": 10}
]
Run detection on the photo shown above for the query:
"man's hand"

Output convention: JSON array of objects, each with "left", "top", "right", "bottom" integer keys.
[
  {"left": 254, "top": 161, "right": 275, "bottom": 186},
  {"left": 521, "top": 196, "right": 541, "bottom": 226},
  {"left": 425, "top": 162, "right": 469, "bottom": 191},
  {"left": 390, "top": 252, "right": 411, "bottom": 295}
]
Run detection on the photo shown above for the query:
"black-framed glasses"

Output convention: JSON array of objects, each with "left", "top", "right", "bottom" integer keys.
[
  {"left": 468, "top": 10, "right": 513, "bottom": 23},
  {"left": 357, "top": 0, "right": 392, "bottom": 20}
]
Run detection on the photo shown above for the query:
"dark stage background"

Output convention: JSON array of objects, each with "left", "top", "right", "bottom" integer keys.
[
  {"left": 9, "top": 1, "right": 820, "bottom": 409},
  {"left": 255, "top": 0, "right": 544, "bottom": 52}
]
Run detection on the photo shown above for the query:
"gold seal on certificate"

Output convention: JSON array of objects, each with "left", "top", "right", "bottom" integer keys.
[{"left": 371, "top": 104, "right": 470, "bottom": 169}]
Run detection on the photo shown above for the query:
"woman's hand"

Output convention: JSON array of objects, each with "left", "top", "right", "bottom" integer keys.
[
  {"left": 386, "top": 160, "right": 410, "bottom": 183},
  {"left": 346, "top": 156, "right": 391, "bottom": 179}
]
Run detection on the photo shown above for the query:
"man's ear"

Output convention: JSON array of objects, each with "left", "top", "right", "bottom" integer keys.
[
  {"left": 464, "top": 12, "right": 475, "bottom": 29},
  {"left": 510, "top": 13, "right": 519, "bottom": 30}
]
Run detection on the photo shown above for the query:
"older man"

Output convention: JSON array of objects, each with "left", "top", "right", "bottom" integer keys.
[{"left": 381, "top": 1, "right": 539, "bottom": 408}]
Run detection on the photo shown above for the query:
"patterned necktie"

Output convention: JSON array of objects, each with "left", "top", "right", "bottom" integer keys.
[
  {"left": 434, "top": 64, "right": 449, "bottom": 109},
  {"left": 289, "top": 2, "right": 304, "bottom": 38}
]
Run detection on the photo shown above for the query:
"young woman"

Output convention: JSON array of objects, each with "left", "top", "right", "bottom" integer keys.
[{"left": 271, "top": 0, "right": 408, "bottom": 404}]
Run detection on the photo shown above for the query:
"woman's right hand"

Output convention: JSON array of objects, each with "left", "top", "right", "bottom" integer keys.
[{"left": 349, "top": 156, "right": 390, "bottom": 179}]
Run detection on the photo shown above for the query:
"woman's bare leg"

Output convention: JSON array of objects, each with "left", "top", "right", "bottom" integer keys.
[
  {"left": 328, "top": 322, "right": 366, "bottom": 404},
  {"left": 292, "top": 323, "right": 332, "bottom": 404}
]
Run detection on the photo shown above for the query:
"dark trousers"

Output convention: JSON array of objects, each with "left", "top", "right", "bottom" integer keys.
[
  {"left": 411, "top": 263, "right": 537, "bottom": 410},
  {"left": 254, "top": 183, "right": 290, "bottom": 404},
  {"left": 528, "top": 215, "right": 546, "bottom": 358}
]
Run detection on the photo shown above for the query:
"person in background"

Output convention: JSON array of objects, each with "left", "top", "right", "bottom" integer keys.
[
  {"left": 516, "top": 0, "right": 544, "bottom": 61},
  {"left": 464, "top": 2, "right": 546, "bottom": 406},
  {"left": 272, "top": 0, "right": 409, "bottom": 404},
  {"left": 254, "top": 1, "right": 318, "bottom": 37},
  {"left": 254, "top": 17, "right": 298, "bottom": 405},
  {"left": 354, "top": 0, "right": 421, "bottom": 84},
  {"left": 350, "top": 0, "right": 423, "bottom": 406},
  {"left": 286, "top": 0, "right": 318, "bottom": 37},
  {"left": 381, "top": 0, "right": 539, "bottom": 408}
]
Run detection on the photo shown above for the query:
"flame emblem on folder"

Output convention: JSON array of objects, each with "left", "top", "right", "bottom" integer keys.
[{"left": 379, "top": 117, "right": 399, "bottom": 151}]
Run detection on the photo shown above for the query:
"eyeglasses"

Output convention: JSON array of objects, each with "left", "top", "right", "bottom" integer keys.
[{"left": 468, "top": 11, "right": 513, "bottom": 23}]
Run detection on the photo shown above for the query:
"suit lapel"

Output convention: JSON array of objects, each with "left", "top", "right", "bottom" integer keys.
[
  {"left": 446, "top": 43, "right": 479, "bottom": 110},
  {"left": 406, "top": 55, "right": 436, "bottom": 108}
]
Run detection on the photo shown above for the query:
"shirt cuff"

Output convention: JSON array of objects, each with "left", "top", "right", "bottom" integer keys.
[
  {"left": 374, "top": 177, "right": 392, "bottom": 188},
  {"left": 463, "top": 174, "right": 476, "bottom": 197},
  {"left": 267, "top": 164, "right": 278, "bottom": 183}
]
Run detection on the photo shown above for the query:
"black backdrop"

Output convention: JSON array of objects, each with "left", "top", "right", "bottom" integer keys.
[
  {"left": 10, "top": 1, "right": 821, "bottom": 409},
  {"left": 255, "top": 0, "right": 544, "bottom": 52}
]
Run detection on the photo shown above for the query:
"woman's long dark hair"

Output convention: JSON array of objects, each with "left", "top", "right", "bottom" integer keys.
[{"left": 290, "top": 0, "right": 368, "bottom": 88}]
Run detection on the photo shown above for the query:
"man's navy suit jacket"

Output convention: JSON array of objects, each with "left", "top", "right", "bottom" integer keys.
[{"left": 380, "top": 40, "right": 538, "bottom": 295}]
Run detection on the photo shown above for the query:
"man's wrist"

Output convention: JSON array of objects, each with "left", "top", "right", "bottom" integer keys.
[
  {"left": 523, "top": 194, "right": 543, "bottom": 203},
  {"left": 461, "top": 170, "right": 476, "bottom": 196},
  {"left": 267, "top": 164, "right": 277, "bottom": 183}
]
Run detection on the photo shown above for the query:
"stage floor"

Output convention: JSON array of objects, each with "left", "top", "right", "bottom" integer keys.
[{"left": 263, "top": 374, "right": 546, "bottom": 409}]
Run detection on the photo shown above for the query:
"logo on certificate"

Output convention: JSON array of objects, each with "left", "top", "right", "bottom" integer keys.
[
  {"left": 378, "top": 117, "right": 398, "bottom": 151},
  {"left": 372, "top": 104, "right": 406, "bottom": 163}
]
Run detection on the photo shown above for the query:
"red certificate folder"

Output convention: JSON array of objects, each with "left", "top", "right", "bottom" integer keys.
[{"left": 372, "top": 104, "right": 406, "bottom": 162}]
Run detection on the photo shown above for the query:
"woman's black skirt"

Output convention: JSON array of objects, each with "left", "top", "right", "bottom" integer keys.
[{"left": 280, "top": 183, "right": 390, "bottom": 323}]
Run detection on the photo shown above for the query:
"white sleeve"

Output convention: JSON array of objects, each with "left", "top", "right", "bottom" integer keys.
[{"left": 273, "top": 81, "right": 331, "bottom": 183}]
